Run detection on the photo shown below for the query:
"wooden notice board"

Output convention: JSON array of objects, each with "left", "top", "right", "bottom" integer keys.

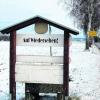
[
  {"left": 0, "top": 16, "right": 79, "bottom": 100},
  {"left": 15, "top": 34, "right": 64, "bottom": 84}
]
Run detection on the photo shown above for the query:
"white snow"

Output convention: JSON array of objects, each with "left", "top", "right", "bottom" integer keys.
[
  {"left": 69, "top": 41, "right": 100, "bottom": 100},
  {"left": 0, "top": 41, "right": 100, "bottom": 100}
]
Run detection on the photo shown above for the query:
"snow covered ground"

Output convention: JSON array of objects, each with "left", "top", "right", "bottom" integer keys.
[
  {"left": 69, "top": 41, "right": 100, "bottom": 100},
  {"left": 0, "top": 41, "right": 100, "bottom": 100}
]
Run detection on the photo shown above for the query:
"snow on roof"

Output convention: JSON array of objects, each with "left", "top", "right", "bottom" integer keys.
[{"left": 0, "top": 15, "right": 79, "bottom": 35}]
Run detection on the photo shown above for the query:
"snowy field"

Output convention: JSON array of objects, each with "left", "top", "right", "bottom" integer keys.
[
  {"left": 0, "top": 41, "right": 100, "bottom": 100},
  {"left": 69, "top": 41, "right": 100, "bottom": 100}
]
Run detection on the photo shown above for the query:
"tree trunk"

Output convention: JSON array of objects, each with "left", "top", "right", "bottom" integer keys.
[
  {"left": 85, "top": 34, "right": 89, "bottom": 50},
  {"left": 85, "top": 30, "right": 89, "bottom": 50},
  {"left": 85, "top": 0, "right": 94, "bottom": 50}
]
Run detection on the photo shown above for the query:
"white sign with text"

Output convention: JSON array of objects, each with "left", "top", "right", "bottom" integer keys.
[
  {"left": 16, "top": 34, "right": 64, "bottom": 46},
  {"left": 15, "top": 34, "right": 64, "bottom": 84}
]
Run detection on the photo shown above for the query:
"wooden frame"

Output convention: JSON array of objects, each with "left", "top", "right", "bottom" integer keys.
[
  {"left": 63, "top": 31, "right": 69, "bottom": 96},
  {"left": 0, "top": 16, "right": 79, "bottom": 100},
  {"left": 10, "top": 31, "right": 16, "bottom": 100}
]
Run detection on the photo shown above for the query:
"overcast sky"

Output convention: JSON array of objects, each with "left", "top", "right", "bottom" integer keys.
[
  {"left": 0, "top": 0, "right": 74, "bottom": 27},
  {"left": 0, "top": 0, "right": 84, "bottom": 37}
]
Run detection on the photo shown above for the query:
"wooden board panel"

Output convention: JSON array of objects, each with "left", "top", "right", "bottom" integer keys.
[
  {"left": 16, "top": 55, "right": 63, "bottom": 64},
  {"left": 15, "top": 63, "right": 63, "bottom": 84},
  {"left": 16, "top": 34, "right": 64, "bottom": 47},
  {"left": 16, "top": 46, "right": 64, "bottom": 56}
]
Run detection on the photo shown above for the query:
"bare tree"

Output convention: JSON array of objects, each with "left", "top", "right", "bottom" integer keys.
[{"left": 61, "top": 0, "right": 100, "bottom": 49}]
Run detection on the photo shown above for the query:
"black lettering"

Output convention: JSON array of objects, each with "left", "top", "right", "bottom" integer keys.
[
  {"left": 31, "top": 38, "right": 33, "bottom": 42},
  {"left": 23, "top": 38, "right": 26, "bottom": 42},
  {"left": 45, "top": 39, "right": 48, "bottom": 43},
  {"left": 43, "top": 39, "right": 45, "bottom": 43},
  {"left": 39, "top": 38, "right": 41, "bottom": 42},
  {"left": 23, "top": 38, "right": 29, "bottom": 42},
  {"left": 34, "top": 38, "right": 36, "bottom": 42},
  {"left": 54, "top": 38, "right": 58, "bottom": 43},
  {"left": 49, "top": 38, "right": 51, "bottom": 43},
  {"left": 56, "top": 38, "right": 58, "bottom": 43},
  {"left": 51, "top": 39, "right": 54, "bottom": 43},
  {"left": 23, "top": 37, "right": 59, "bottom": 43}
]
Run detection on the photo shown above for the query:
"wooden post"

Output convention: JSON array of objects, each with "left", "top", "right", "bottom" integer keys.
[
  {"left": 10, "top": 31, "right": 16, "bottom": 100},
  {"left": 63, "top": 31, "right": 69, "bottom": 97}
]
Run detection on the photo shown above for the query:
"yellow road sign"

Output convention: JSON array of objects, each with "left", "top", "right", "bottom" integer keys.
[{"left": 88, "top": 31, "right": 97, "bottom": 37}]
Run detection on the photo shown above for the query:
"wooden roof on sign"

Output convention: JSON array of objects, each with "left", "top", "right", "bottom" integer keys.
[{"left": 0, "top": 16, "right": 79, "bottom": 35}]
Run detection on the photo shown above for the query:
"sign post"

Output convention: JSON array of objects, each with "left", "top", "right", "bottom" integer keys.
[
  {"left": 0, "top": 16, "right": 79, "bottom": 100},
  {"left": 63, "top": 32, "right": 69, "bottom": 96},
  {"left": 10, "top": 31, "right": 16, "bottom": 100}
]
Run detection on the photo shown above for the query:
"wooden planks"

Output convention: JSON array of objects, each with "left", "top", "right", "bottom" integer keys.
[
  {"left": 15, "top": 63, "right": 63, "bottom": 84},
  {"left": 16, "top": 55, "right": 63, "bottom": 64}
]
